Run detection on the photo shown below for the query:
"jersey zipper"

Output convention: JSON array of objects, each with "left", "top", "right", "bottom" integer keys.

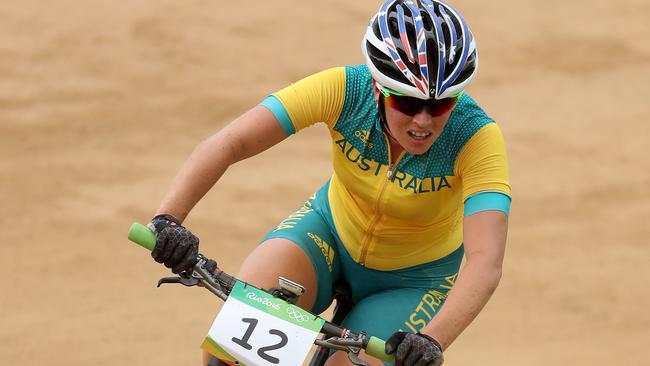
[{"left": 358, "top": 134, "right": 404, "bottom": 266}]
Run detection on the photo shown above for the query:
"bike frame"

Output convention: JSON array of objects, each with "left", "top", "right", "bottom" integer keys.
[{"left": 127, "top": 223, "right": 393, "bottom": 366}]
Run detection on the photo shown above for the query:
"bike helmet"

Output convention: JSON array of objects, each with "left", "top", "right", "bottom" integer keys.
[{"left": 362, "top": 0, "right": 478, "bottom": 100}]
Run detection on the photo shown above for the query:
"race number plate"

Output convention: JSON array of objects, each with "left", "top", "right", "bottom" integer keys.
[{"left": 201, "top": 281, "right": 324, "bottom": 366}]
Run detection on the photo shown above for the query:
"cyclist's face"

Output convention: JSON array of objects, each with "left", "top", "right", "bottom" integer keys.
[{"left": 374, "top": 84, "right": 452, "bottom": 156}]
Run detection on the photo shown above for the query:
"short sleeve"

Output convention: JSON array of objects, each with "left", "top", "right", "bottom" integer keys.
[
  {"left": 259, "top": 67, "right": 347, "bottom": 135},
  {"left": 455, "top": 122, "right": 511, "bottom": 201}
]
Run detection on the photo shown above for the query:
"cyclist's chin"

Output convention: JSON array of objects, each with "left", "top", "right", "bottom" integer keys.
[
  {"left": 398, "top": 135, "right": 437, "bottom": 155},
  {"left": 405, "top": 145, "right": 432, "bottom": 155}
]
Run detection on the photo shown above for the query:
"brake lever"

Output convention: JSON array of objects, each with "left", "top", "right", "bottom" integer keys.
[
  {"left": 155, "top": 258, "right": 230, "bottom": 301},
  {"left": 156, "top": 256, "right": 211, "bottom": 289},
  {"left": 330, "top": 335, "right": 369, "bottom": 366},
  {"left": 157, "top": 275, "right": 199, "bottom": 287},
  {"left": 314, "top": 337, "right": 367, "bottom": 365},
  {"left": 347, "top": 349, "right": 369, "bottom": 366}
]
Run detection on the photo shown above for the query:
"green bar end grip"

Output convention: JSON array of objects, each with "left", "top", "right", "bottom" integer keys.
[
  {"left": 366, "top": 336, "right": 394, "bottom": 364},
  {"left": 128, "top": 223, "right": 156, "bottom": 251}
]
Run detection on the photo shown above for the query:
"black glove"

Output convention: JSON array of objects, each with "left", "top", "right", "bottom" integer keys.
[
  {"left": 385, "top": 332, "right": 443, "bottom": 366},
  {"left": 147, "top": 214, "right": 199, "bottom": 274}
]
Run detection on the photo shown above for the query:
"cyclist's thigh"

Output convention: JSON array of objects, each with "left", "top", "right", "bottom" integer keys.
[
  {"left": 337, "top": 245, "right": 463, "bottom": 341},
  {"left": 237, "top": 238, "right": 319, "bottom": 310},
  {"left": 323, "top": 287, "right": 449, "bottom": 366},
  {"left": 342, "top": 286, "right": 450, "bottom": 342},
  {"left": 239, "top": 195, "right": 340, "bottom": 314},
  {"left": 205, "top": 191, "right": 340, "bottom": 365},
  {"left": 203, "top": 240, "right": 322, "bottom": 366},
  {"left": 237, "top": 238, "right": 317, "bottom": 309}
]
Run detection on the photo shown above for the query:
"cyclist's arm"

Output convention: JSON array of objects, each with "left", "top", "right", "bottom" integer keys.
[
  {"left": 156, "top": 105, "right": 287, "bottom": 222},
  {"left": 156, "top": 67, "right": 346, "bottom": 221},
  {"left": 421, "top": 210, "right": 507, "bottom": 349},
  {"left": 424, "top": 122, "right": 510, "bottom": 349}
]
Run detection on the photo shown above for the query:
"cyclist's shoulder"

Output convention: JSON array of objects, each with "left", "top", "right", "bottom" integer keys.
[
  {"left": 446, "top": 94, "right": 495, "bottom": 138},
  {"left": 343, "top": 64, "right": 371, "bottom": 78},
  {"left": 334, "top": 65, "right": 375, "bottom": 126},
  {"left": 288, "top": 66, "right": 368, "bottom": 98},
  {"left": 451, "top": 94, "right": 492, "bottom": 122},
  {"left": 433, "top": 94, "right": 502, "bottom": 160},
  {"left": 341, "top": 64, "right": 373, "bottom": 90},
  {"left": 312, "top": 64, "right": 371, "bottom": 90}
]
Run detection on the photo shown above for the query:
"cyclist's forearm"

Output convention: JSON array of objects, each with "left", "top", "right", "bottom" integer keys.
[
  {"left": 422, "top": 257, "right": 501, "bottom": 350},
  {"left": 423, "top": 210, "right": 507, "bottom": 350},
  {"left": 155, "top": 135, "right": 234, "bottom": 222},
  {"left": 156, "top": 106, "right": 288, "bottom": 222}
]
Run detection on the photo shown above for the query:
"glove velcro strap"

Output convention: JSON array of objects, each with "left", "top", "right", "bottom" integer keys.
[
  {"left": 152, "top": 213, "right": 181, "bottom": 225},
  {"left": 416, "top": 333, "right": 443, "bottom": 351}
]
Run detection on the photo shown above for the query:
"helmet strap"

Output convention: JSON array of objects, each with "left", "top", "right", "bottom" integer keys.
[{"left": 378, "top": 96, "right": 398, "bottom": 141}]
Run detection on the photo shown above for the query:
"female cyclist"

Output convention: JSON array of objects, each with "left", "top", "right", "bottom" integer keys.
[{"left": 147, "top": 1, "right": 510, "bottom": 365}]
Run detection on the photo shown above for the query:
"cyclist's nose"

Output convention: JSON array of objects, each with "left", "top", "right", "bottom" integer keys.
[{"left": 411, "top": 106, "right": 435, "bottom": 128}]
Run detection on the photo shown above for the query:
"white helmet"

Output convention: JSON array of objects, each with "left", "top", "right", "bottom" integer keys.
[{"left": 362, "top": 0, "right": 478, "bottom": 100}]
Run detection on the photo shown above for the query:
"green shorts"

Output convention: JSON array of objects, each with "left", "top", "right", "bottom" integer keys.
[{"left": 262, "top": 180, "right": 463, "bottom": 345}]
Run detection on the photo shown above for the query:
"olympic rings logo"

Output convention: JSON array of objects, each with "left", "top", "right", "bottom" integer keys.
[{"left": 286, "top": 308, "right": 310, "bottom": 323}]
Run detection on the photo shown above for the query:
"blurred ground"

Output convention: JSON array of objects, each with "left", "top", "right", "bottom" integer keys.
[{"left": 1, "top": 0, "right": 649, "bottom": 365}]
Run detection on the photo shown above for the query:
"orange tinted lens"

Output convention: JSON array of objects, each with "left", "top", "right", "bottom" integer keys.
[
  {"left": 427, "top": 97, "right": 458, "bottom": 117},
  {"left": 385, "top": 95, "right": 457, "bottom": 117},
  {"left": 384, "top": 95, "right": 425, "bottom": 115}
]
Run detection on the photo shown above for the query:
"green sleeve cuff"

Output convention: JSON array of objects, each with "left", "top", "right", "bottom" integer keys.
[
  {"left": 464, "top": 191, "right": 511, "bottom": 216},
  {"left": 259, "top": 95, "right": 295, "bottom": 135}
]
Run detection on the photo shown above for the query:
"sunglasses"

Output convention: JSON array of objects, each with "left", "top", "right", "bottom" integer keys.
[{"left": 377, "top": 84, "right": 460, "bottom": 117}]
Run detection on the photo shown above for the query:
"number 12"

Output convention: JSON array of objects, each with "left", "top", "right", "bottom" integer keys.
[{"left": 231, "top": 318, "right": 289, "bottom": 364}]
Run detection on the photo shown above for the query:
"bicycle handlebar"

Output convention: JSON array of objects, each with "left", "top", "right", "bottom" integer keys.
[
  {"left": 127, "top": 222, "right": 394, "bottom": 365},
  {"left": 128, "top": 223, "right": 156, "bottom": 251}
]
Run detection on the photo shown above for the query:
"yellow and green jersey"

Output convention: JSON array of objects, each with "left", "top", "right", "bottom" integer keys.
[{"left": 261, "top": 65, "right": 510, "bottom": 270}]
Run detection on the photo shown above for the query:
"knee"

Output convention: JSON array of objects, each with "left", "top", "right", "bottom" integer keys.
[
  {"left": 203, "top": 351, "right": 227, "bottom": 366},
  {"left": 236, "top": 238, "right": 319, "bottom": 310},
  {"left": 202, "top": 350, "right": 210, "bottom": 366}
]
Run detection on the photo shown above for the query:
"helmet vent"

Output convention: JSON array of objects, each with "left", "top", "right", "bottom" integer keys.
[
  {"left": 365, "top": 42, "right": 412, "bottom": 86},
  {"left": 362, "top": 0, "right": 478, "bottom": 99}
]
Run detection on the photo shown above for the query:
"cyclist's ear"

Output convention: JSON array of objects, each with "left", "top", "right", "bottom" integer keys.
[{"left": 372, "top": 79, "right": 380, "bottom": 104}]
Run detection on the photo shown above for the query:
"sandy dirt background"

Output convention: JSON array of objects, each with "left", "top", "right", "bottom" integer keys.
[{"left": 1, "top": 0, "right": 649, "bottom": 365}]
